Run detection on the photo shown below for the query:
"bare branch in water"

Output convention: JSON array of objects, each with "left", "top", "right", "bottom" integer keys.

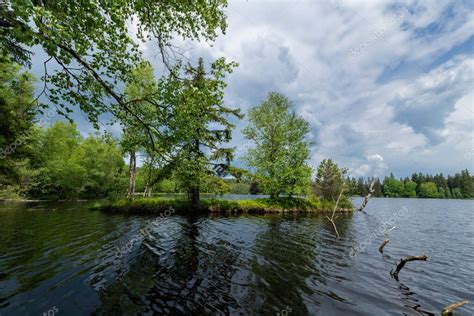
[
  {"left": 355, "top": 181, "right": 375, "bottom": 212},
  {"left": 379, "top": 239, "right": 390, "bottom": 253},
  {"left": 390, "top": 255, "right": 428, "bottom": 280},
  {"left": 326, "top": 184, "right": 345, "bottom": 237},
  {"left": 442, "top": 300, "right": 469, "bottom": 315}
]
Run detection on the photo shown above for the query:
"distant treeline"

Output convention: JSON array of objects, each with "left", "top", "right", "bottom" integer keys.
[{"left": 346, "top": 171, "right": 473, "bottom": 199}]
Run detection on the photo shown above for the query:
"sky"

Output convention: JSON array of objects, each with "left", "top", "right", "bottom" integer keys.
[{"left": 31, "top": 0, "right": 474, "bottom": 178}]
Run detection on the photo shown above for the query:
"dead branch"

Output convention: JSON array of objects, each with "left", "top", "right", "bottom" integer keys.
[
  {"left": 442, "top": 300, "right": 469, "bottom": 315},
  {"left": 390, "top": 255, "right": 428, "bottom": 279},
  {"left": 355, "top": 181, "right": 375, "bottom": 212},
  {"left": 379, "top": 239, "right": 390, "bottom": 253},
  {"left": 326, "top": 184, "right": 345, "bottom": 237}
]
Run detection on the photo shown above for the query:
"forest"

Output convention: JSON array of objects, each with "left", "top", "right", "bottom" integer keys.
[{"left": 347, "top": 171, "right": 474, "bottom": 199}]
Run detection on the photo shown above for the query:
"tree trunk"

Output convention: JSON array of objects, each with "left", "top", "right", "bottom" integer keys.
[
  {"left": 390, "top": 255, "right": 428, "bottom": 280},
  {"left": 143, "top": 183, "right": 149, "bottom": 197},
  {"left": 190, "top": 137, "right": 201, "bottom": 212},
  {"left": 190, "top": 186, "right": 200, "bottom": 211},
  {"left": 127, "top": 149, "right": 137, "bottom": 200}
]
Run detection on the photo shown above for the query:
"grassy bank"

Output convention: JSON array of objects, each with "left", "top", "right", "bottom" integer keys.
[{"left": 98, "top": 196, "right": 354, "bottom": 215}]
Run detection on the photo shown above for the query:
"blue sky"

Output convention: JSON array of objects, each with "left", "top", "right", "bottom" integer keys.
[{"left": 30, "top": 0, "right": 474, "bottom": 178}]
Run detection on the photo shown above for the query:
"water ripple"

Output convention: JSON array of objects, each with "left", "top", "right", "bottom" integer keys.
[{"left": 0, "top": 199, "right": 473, "bottom": 315}]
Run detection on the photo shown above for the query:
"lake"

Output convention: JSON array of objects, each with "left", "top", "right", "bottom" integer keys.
[{"left": 0, "top": 198, "right": 472, "bottom": 315}]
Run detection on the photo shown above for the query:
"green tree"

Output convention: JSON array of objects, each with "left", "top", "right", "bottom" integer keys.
[
  {"left": 0, "top": 57, "right": 37, "bottom": 197},
  {"left": 28, "top": 122, "right": 125, "bottom": 199},
  {"left": 357, "top": 177, "right": 368, "bottom": 196},
  {"left": 32, "top": 122, "right": 84, "bottom": 199},
  {"left": 313, "top": 159, "right": 347, "bottom": 200},
  {"left": 243, "top": 92, "right": 312, "bottom": 198},
  {"left": 402, "top": 180, "right": 417, "bottom": 198},
  {"left": 173, "top": 58, "right": 242, "bottom": 209},
  {"left": 419, "top": 182, "right": 439, "bottom": 198},
  {"left": 156, "top": 179, "right": 178, "bottom": 193},
  {"left": 451, "top": 188, "right": 463, "bottom": 199},
  {"left": 383, "top": 175, "right": 403, "bottom": 197},
  {"left": 121, "top": 63, "right": 158, "bottom": 199},
  {"left": 1, "top": 0, "right": 228, "bottom": 133},
  {"left": 460, "top": 169, "right": 473, "bottom": 198},
  {"left": 120, "top": 62, "right": 182, "bottom": 199},
  {"left": 438, "top": 186, "right": 446, "bottom": 198},
  {"left": 373, "top": 178, "right": 383, "bottom": 197},
  {"left": 227, "top": 181, "right": 251, "bottom": 194},
  {"left": 76, "top": 134, "right": 126, "bottom": 198}
]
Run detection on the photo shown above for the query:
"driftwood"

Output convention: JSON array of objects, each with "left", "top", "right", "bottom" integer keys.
[
  {"left": 326, "top": 185, "right": 345, "bottom": 237},
  {"left": 390, "top": 255, "right": 428, "bottom": 279},
  {"left": 442, "top": 300, "right": 469, "bottom": 315},
  {"left": 355, "top": 181, "right": 375, "bottom": 212},
  {"left": 379, "top": 239, "right": 390, "bottom": 253}
]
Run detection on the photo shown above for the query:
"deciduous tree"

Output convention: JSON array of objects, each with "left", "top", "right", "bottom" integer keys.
[
  {"left": 244, "top": 92, "right": 312, "bottom": 198},
  {"left": 1, "top": 0, "right": 228, "bottom": 139}
]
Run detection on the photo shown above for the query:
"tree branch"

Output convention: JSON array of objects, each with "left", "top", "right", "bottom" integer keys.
[
  {"left": 326, "top": 184, "right": 345, "bottom": 237},
  {"left": 48, "top": 38, "right": 157, "bottom": 150},
  {"left": 379, "top": 239, "right": 390, "bottom": 253},
  {"left": 390, "top": 255, "right": 428, "bottom": 280},
  {"left": 355, "top": 181, "right": 375, "bottom": 212},
  {"left": 442, "top": 300, "right": 469, "bottom": 315}
]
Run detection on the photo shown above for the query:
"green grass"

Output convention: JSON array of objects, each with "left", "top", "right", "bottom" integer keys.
[{"left": 98, "top": 196, "right": 354, "bottom": 215}]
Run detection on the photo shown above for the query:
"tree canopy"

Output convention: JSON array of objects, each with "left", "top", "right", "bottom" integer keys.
[
  {"left": 0, "top": 0, "right": 228, "bottom": 133},
  {"left": 243, "top": 92, "right": 312, "bottom": 198},
  {"left": 0, "top": 57, "right": 36, "bottom": 194}
]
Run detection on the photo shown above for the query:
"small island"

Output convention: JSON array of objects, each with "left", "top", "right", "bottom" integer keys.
[{"left": 99, "top": 196, "right": 354, "bottom": 215}]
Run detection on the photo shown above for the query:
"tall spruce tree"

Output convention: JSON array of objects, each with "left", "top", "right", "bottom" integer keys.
[{"left": 173, "top": 58, "right": 242, "bottom": 210}]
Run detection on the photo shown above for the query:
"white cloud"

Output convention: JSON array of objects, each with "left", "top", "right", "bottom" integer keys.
[
  {"left": 368, "top": 154, "right": 384, "bottom": 162},
  {"left": 200, "top": 0, "right": 473, "bottom": 177}
]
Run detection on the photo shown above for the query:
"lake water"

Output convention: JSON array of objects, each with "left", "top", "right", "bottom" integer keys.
[{"left": 0, "top": 198, "right": 472, "bottom": 315}]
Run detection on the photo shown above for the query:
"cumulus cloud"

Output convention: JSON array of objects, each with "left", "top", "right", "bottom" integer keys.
[{"left": 207, "top": 0, "right": 474, "bottom": 178}]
